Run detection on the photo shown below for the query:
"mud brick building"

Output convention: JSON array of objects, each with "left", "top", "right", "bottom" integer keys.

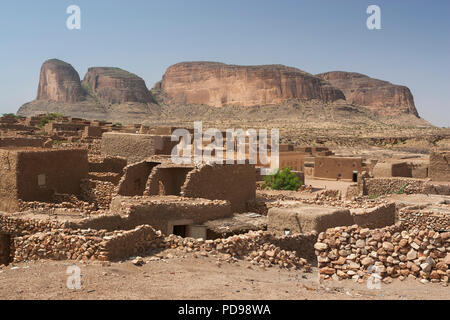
[
  {"left": 101, "top": 132, "right": 178, "bottom": 164},
  {"left": 313, "top": 156, "right": 363, "bottom": 181},
  {"left": 429, "top": 150, "right": 450, "bottom": 182},
  {"left": 0, "top": 148, "right": 88, "bottom": 212},
  {"left": 372, "top": 161, "right": 412, "bottom": 178}
]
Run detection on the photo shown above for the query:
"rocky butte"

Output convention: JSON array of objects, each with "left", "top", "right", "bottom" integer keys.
[
  {"left": 82, "top": 67, "right": 154, "bottom": 104},
  {"left": 316, "top": 71, "right": 419, "bottom": 117},
  {"left": 159, "top": 62, "right": 346, "bottom": 107},
  {"left": 17, "top": 59, "right": 158, "bottom": 122},
  {"left": 36, "top": 59, "right": 85, "bottom": 103}
]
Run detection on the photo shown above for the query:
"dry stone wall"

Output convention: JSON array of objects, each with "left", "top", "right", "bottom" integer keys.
[{"left": 315, "top": 223, "right": 449, "bottom": 283}]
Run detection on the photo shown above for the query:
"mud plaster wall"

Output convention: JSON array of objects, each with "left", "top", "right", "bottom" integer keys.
[
  {"left": 101, "top": 132, "right": 178, "bottom": 164},
  {"left": 351, "top": 203, "right": 396, "bottom": 229},
  {"left": 429, "top": 151, "right": 450, "bottom": 182},
  {"left": 267, "top": 207, "right": 354, "bottom": 236},
  {"left": 117, "top": 161, "right": 159, "bottom": 196},
  {"left": 110, "top": 196, "right": 232, "bottom": 234},
  {"left": 89, "top": 156, "right": 127, "bottom": 173},
  {"left": 181, "top": 164, "right": 256, "bottom": 213},
  {"left": 0, "top": 138, "right": 45, "bottom": 148},
  {"left": 373, "top": 162, "right": 411, "bottom": 178},
  {"left": 16, "top": 149, "right": 88, "bottom": 202},
  {"left": 145, "top": 166, "right": 193, "bottom": 196},
  {"left": 314, "top": 157, "right": 362, "bottom": 180},
  {"left": 0, "top": 150, "right": 19, "bottom": 212}
]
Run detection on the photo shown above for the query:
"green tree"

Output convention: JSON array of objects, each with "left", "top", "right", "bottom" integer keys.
[{"left": 263, "top": 167, "right": 302, "bottom": 191}]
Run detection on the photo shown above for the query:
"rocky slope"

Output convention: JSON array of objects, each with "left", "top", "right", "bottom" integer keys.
[
  {"left": 316, "top": 71, "right": 419, "bottom": 117},
  {"left": 37, "top": 59, "right": 85, "bottom": 103},
  {"left": 159, "top": 62, "right": 346, "bottom": 107}
]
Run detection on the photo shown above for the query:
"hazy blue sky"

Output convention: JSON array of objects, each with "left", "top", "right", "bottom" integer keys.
[{"left": 1, "top": 0, "right": 449, "bottom": 126}]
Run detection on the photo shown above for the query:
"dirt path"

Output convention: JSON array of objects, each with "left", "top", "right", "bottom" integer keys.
[{"left": 0, "top": 255, "right": 448, "bottom": 300}]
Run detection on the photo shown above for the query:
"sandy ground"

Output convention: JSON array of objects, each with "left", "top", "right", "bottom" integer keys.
[{"left": 0, "top": 255, "right": 448, "bottom": 300}]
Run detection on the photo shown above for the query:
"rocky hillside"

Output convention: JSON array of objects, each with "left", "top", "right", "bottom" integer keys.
[
  {"left": 316, "top": 71, "right": 419, "bottom": 117},
  {"left": 17, "top": 59, "right": 425, "bottom": 125},
  {"left": 17, "top": 59, "right": 158, "bottom": 122},
  {"left": 159, "top": 62, "right": 345, "bottom": 107}
]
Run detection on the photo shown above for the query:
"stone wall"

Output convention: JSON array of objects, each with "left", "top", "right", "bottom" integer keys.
[
  {"left": 315, "top": 223, "right": 449, "bottom": 283},
  {"left": 398, "top": 206, "right": 450, "bottom": 231},
  {"left": 363, "top": 177, "right": 450, "bottom": 196},
  {"left": 12, "top": 225, "right": 163, "bottom": 263},
  {"left": 181, "top": 163, "right": 256, "bottom": 212}
]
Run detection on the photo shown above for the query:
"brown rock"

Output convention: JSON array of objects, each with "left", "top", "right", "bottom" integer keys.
[
  {"left": 37, "top": 59, "right": 85, "bottom": 103},
  {"left": 83, "top": 67, "right": 154, "bottom": 104},
  {"left": 160, "top": 62, "right": 345, "bottom": 107},
  {"left": 316, "top": 71, "right": 419, "bottom": 116},
  {"left": 319, "top": 267, "right": 336, "bottom": 275}
]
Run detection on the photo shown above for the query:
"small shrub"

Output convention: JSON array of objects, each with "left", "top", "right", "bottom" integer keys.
[
  {"left": 395, "top": 183, "right": 407, "bottom": 194},
  {"left": 263, "top": 167, "right": 302, "bottom": 191},
  {"left": 2, "top": 113, "right": 17, "bottom": 118},
  {"left": 39, "top": 113, "right": 64, "bottom": 128},
  {"left": 82, "top": 82, "right": 93, "bottom": 95}
]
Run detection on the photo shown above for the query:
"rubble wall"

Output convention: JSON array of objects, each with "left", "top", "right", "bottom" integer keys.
[{"left": 315, "top": 223, "right": 449, "bottom": 283}]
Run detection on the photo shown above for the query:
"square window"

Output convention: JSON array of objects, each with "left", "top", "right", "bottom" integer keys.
[{"left": 37, "top": 174, "right": 46, "bottom": 186}]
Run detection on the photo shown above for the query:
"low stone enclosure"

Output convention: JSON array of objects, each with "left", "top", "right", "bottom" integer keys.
[{"left": 354, "top": 175, "right": 450, "bottom": 198}]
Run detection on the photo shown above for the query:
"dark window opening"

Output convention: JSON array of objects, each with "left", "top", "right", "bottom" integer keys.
[
  {"left": 0, "top": 233, "right": 11, "bottom": 266},
  {"left": 173, "top": 225, "right": 189, "bottom": 237},
  {"left": 352, "top": 171, "right": 358, "bottom": 182}
]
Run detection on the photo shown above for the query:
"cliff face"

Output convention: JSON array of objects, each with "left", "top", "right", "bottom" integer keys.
[
  {"left": 82, "top": 67, "right": 154, "bottom": 104},
  {"left": 316, "top": 71, "right": 419, "bottom": 116},
  {"left": 160, "top": 62, "right": 346, "bottom": 107},
  {"left": 37, "top": 59, "right": 85, "bottom": 103}
]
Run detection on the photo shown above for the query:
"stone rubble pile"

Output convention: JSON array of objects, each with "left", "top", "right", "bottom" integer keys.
[
  {"left": 161, "top": 230, "right": 312, "bottom": 270},
  {"left": 315, "top": 223, "right": 450, "bottom": 284}
]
